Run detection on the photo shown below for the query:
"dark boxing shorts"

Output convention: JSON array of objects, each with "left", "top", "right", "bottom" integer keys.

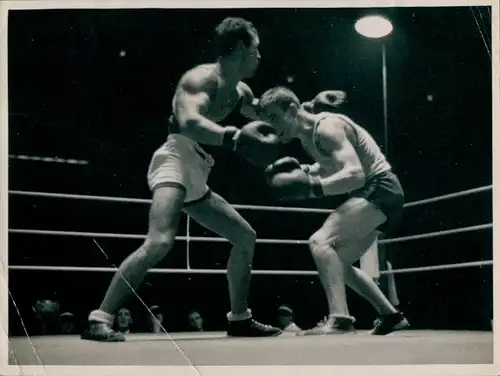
[{"left": 348, "top": 169, "right": 405, "bottom": 234}]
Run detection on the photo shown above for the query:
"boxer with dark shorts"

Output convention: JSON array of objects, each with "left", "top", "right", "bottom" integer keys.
[
  {"left": 81, "top": 17, "right": 282, "bottom": 342},
  {"left": 259, "top": 86, "right": 409, "bottom": 335}
]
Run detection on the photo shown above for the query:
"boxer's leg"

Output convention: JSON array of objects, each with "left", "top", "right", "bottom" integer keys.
[
  {"left": 302, "top": 197, "right": 386, "bottom": 335},
  {"left": 82, "top": 140, "right": 188, "bottom": 342},
  {"left": 82, "top": 185, "right": 186, "bottom": 342},
  {"left": 184, "top": 191, "right": 282, "bottom": 337},
  {"left": 343, "top": 262, "right": 397, "bottom": 316}
]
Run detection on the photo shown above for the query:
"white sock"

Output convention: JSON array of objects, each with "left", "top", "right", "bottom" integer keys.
[
  {"left": 226, "top": 309, "right": 252, "bottom": 322},
  {"left": 88, "top": 309, "right": 114, "bottom": 325},
  {"left": 328, "top": 313, "right": 356, "bottom": 323}
]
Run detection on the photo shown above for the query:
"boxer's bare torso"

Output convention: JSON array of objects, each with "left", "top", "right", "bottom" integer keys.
[{"left": 172, "top": 63, "right": 256, "bottom": 125}]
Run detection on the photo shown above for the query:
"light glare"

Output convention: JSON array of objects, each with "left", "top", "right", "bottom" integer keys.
[{"left": 355, "top": 15, "right": 393, "bottom": 38}]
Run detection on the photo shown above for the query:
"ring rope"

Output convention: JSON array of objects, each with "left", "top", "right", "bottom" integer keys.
[
  {"left": 379, "top": 223, "right": 492, "bottom": 244},
  {"left": 8, "top": 186, "right": 492, "bottom": 278},
  {"left": 8, "top": 260, "right": 492, "bottom": 276},
  {"left": 8, "top": 229, "right": 309, "bottom": 244},
  {"left": 402, "top": 185, "right": 491, "bottom": 208},
  {"left": 8, "top": 222, "right": 492, "bottom": 245},
  {"left": 8, "top": 184, "right": 492, "bottom": 214}
]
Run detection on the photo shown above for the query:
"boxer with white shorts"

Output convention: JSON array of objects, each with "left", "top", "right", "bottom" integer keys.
[{"left": 82, "top": 17, "right": 282, "bottom": 342}]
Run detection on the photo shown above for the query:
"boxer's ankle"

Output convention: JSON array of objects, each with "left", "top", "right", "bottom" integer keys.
[
  {"left": 88, "top": 309, "right": 114, "bottom": 325},
  {"left": 227, "top": 309, "right": 252, "bottom": 322},
  {"left": 328, "top": 313, "right": 356, "bottom": 324}
]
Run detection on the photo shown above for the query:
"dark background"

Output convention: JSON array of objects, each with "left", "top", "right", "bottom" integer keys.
[{"left": 7, "top": 7, "right": 493, "bottom": 334}]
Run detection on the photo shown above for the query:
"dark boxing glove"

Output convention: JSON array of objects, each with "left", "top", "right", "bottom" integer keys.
[
  {"left": 222, "top": 121, "right": 281, "bottom": 167},
  {"left": 313, "top": 90, "right": 347, "bottom": 112},
  {"left": 265, "top": 157, "right": 301, "bottom": 184},
  {"left": 302, "top": 90, "right": 347, "bottom": 114},
  {"left": 267, "top": 165, "right": 325, "bottom": 201}
]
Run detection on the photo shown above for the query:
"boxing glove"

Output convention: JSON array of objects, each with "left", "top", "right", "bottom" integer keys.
[
  {"left": 302, "top": 90, "right": 347, "bottom": 114},
  {"left": 265, "top": 157, "right": 301, "bottom": 184},
  {"left": 313, "top": 90, "right": 347, "bottom": 112},
  {"left": 222, "top": 121, "right": 281, "bottom": 166},
  {"left": 301, "top": 101, "right": 315, "bottom": 113},
  {"left": 267, "top": 166, "right": 325, "bottom": 201}
]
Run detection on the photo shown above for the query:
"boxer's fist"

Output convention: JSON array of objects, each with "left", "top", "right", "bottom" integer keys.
[
  {"left": 267, "top": 165, "right": 324, "bottom": 201},
  {"left": 313, "top": 90, "right": 347, "bottom": 112},
  {"left": 265, "top": 157, "right": 301, "bottom": 184},
  {"left": 266, "top": 157, "right": 301, "bottom": 174},
  {"left": 223, "top": 121, "right": 281, "bottom": 166},
  {"left": 302, "top": 90, "right": 347, "bottom": 114}
]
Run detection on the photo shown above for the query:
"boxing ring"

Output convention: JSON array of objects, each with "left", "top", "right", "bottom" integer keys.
[{"left": 6, "top": 185, "right": 494, "bottom": 368}]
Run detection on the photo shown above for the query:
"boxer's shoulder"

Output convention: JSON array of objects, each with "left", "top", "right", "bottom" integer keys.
[
  {"left": 178, "top": 64, "right": 219, "bottom": 93},
  {"left": 312, "top": 115, "right": 348, "bottom": 155},
  {"left": 315, "top": 115, "right": 347, "bottom": 138}
]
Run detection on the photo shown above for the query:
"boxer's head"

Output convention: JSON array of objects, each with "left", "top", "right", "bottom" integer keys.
[
  {"left": 258, "top": 86, "right": 302, "bottom": 142},
  {"left": 214, "top": 17, "right": 261, "bottom": 78}
]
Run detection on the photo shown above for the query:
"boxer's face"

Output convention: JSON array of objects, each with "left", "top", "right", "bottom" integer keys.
[
  {"left": 261, "top": 103, "right": 298, "bottom": 143},
  {"left": 240, "top": 34, "right": 260, "bottom": 78}
]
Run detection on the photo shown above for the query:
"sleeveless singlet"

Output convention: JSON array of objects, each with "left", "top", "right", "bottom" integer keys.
[{"left": 308, "top": 112, "right": 391, "bottom": 180}]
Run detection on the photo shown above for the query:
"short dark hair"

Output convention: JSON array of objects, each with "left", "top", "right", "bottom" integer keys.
[
  {"left": 214, "top": 17, "right": 258, "bottom": 56},
  {"left": 259, "top": 86, "right": 301, "bottom": 111}
]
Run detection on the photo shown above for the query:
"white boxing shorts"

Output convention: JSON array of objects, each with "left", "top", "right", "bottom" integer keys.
[{"left": 147, "top": 134, "right": 215, "bottom": 204}]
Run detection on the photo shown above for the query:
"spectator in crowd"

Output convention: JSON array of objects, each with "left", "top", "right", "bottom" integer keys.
[
  {"left": 32, "top": 299, "right": 60, "bottom": 335},
  {"left": 187, "top": 310, "right": 204, "bottom": 332},
  {"left": 148, "top": 305, "right": 164, "bottom": 333},
  {"left": 277, "top": 305, "right": 301, "bottom": 332},
  {"left": 114, "top": 307, "right": 133, "bottom": 334},
  {"left": 59, "top": 312, "right": 76, "bottom": 334}
]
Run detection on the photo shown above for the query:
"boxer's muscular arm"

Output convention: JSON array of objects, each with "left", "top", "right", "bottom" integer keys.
[
  {"left": 313, "top": 117, "right": 366, "bottom": 196},
  {"left": 239, "top": 82, "right": 262, "bottom": 121},
  {"left": 173, "top": 69, "right": 227, "bottom": 145}
]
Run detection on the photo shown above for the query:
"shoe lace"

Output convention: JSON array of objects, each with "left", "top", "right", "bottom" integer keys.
[
  {"left": 251, "top": 319, "right": 274, "bottom": 330},
  {"left": 309, "top": 317, "right": 334, "bottom": 332}
]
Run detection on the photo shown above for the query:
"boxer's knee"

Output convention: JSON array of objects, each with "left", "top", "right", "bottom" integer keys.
[
  {"left": 137, "top": 232, "right": 176, "bottom": 268},
  {"left": 229, "top": 224, "right": 257, "bottom": 251},
  {"left": 309, "top": 230, "right": 338, "bottom": 260}
]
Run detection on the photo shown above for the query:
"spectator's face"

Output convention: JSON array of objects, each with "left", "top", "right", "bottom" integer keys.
[
  {"left": 188, "top": 312, "right": 203, "bottom": 331},
  {"left": 116, "top": 308, "right": 132, "bottom": 330},
  {"left": 34, "top": 299, "right": 60, "bottom": 317}
]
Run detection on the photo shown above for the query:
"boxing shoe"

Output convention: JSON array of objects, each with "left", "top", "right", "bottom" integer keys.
[
  {"left": 227, "top": 318, "right": 282, "bottom": 337},
  {"left": 297, "top": 316, "right": 356, "bottom": 336},
  {"left": 81, "top": 322, "right": 125, "bottom": 342},
  {"left": 222, "top": 121, "right": 281, "bottom": 167},
  {"left": 370, "top": 311, "right": 410, "bottom": 335}
]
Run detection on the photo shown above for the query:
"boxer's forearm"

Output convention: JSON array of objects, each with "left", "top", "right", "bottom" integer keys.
[{"left": 182, "top": 115, "right": 227, "bottom": 146}]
